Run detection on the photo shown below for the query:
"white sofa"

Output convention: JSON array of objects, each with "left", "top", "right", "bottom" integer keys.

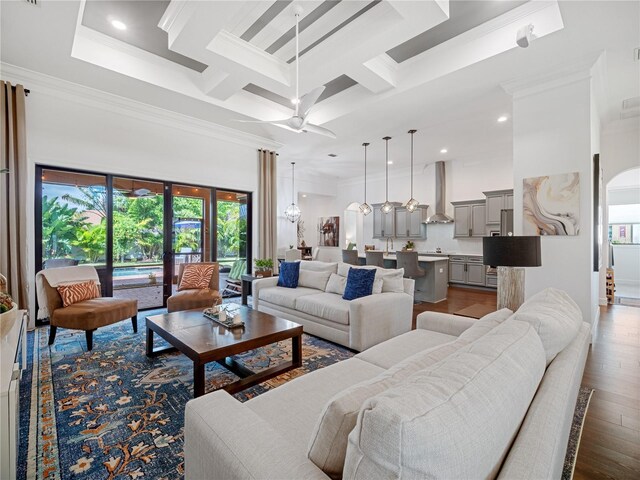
[
  {"left": 185, "top": 288, "right": 590, "bottom": 479},
  {"left": 252, "top": 261, "right": 415, "bottom": 352}
]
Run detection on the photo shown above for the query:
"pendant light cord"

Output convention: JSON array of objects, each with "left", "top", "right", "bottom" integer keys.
[
  {"left": 410, "top": 131, "right": 414, "bottom": 198},
  {"left": 295, "top": 13, "right": 299, "bottom": 117},
  {"left": 291, "top": 162, "right": 295, "bottom": 204},
  {"left": 364, "top": 144, "right": 367, "bottom": 201},
  {"left": 384, "top": 137, "right": 390, "bottom": 202}
]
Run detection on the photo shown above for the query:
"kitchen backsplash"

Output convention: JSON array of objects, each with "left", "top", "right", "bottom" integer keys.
[{"left": 370, "top": 223, "right": 483, "bottom": 255}]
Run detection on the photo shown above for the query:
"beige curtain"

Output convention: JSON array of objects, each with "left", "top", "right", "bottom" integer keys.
[
  {"left": 258, "top": 149, "right": 278, "bottom": 273},
  {"left": 0, "top": 81, "right": 28, "bottom": 310}
]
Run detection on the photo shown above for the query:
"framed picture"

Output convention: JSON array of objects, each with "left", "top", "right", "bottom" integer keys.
[
  {"left": 318, "top": 216, "right": 339, "bottom": 247},
  {"left": 523, "top": 172, "right": 580, "bottom": 236}
]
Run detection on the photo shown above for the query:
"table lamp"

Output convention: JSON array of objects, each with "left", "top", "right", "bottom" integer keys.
[{"left": 482, "top": 236, "right": 541, "bottom": 311}]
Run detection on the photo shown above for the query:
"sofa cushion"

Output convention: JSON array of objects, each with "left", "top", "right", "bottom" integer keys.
[
  {"left": 296, "top": 293, "right": 351, "bottom": 326},
  {"left": 355, "top": 329, "right": 457, "bottom": 369},
  {"left": 278, "top": 261, "right": 300, "bottom": 288},
  {"left": 343, "top": 268, "right": 376, "bottom": 300},
  {"left": 246, "top": 358, "right": 384, "bottom": 458},
  {"left": 343, "top": 319, "right": 546, "bottom": 480},
  {"left": 298, "top": 269, "right": 332, "bottom": 291},
  {"left": 308, "top": 333, "right": 467, "bottom": 478},
  {"left": 300, "top": 261, "right": 338, "bottom": 273},
  {"left": 337, "top": 263, "right": 405, "bottom": 293},
  {"left": 458, "top": 308, "right": 513, "bottom": 342},
  {"left": 258, "top": 286, "right": 320, "bottom": 310},
  {"left": 326, "top": 273, "right": 381, "bottom": 296},
  {"left": 512, "top": 287, "right": 582, "bottom": 365}
]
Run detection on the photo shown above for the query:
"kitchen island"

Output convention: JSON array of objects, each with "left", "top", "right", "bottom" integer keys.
[{"left": 357, "top": 252, "right": 448, "bottom": 303}]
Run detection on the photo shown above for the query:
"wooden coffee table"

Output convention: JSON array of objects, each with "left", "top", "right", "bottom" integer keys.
[{"left": 145, "top": 307, "right": 303, "bottom": 397}]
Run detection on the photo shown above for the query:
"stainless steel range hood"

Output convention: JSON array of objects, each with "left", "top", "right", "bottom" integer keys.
[{"left": 425, "top": 161, "right": 454, "bottom": 224}]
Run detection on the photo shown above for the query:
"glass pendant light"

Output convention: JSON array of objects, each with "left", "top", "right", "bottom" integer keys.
[
  {"left": 405, "top": 129, "right": 419, "bottom": 212},
  {"left": 359, "top": 142, "right": 372, "bottom": 215},
  {"left": 284, "top": 162, "right": 301, "bottom": 223},
  {"left": 381, "top": 136, "right": 394, "bottom": 214}
]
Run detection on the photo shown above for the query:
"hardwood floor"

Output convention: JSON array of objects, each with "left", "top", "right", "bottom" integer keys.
[
  {"left": 574, "top": 305, "right": 640, "bottom": 480},
  {"left": 414, "top": 287, "right": 640, "bottom": 479}
]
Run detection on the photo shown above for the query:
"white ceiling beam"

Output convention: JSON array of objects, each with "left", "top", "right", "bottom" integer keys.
[
  {"left": 250, "top": 0, "right": 324, "bottom": 51},
  {"left": 348, "top": 54, "right": 399, "bottom": 93},
  {"left": 274, "top": 1, "right": 369, "bottom": 62},
  {"left": 228, "top": 1, "right": 275, "bottom": 37}
]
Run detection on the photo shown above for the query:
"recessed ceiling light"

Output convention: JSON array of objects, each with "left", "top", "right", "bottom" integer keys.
[
  {"left": 291, "top": 98, "right": 300, "bottom": 105},
  {"left": 440, "top": 148, "right": 447, "bottom": 154},
  {"left": 302, "top": 194, "right": 307, "bottom": 197},
  {"left": 387, "top": 161, "right": 393, "bottom": 165},
  {"left": 497, "top": 115, "right": 508, "bottom": 123},
  {"left": 111, "top": 19, "right": 127, "bottom": 30},
  {"left": 328, "top": 153, "right": 337, "bottom": 157}
]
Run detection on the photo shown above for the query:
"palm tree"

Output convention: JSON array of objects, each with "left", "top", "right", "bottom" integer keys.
[
  {"left": 62, "top": 186, "right": 108, "bottom": 218},
  {"left": 42, "top": 196, "right": 88, "bottom": 258}
]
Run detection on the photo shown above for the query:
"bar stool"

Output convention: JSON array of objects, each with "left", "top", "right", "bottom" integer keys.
[
  {"left": 285, "top": 249, "right": 302, "bottom": 261},
  {"left": 396, "top": 251, "right": 425, "bottom": 304},
  {"left": 365, "top": 251, "right": 385, "bottom": 268},
  {"left": 342, "top": 249, "right": 359, "bottom": 265},
  {"left": 395, "top": 251, "right": 425, "bottom": 279}
]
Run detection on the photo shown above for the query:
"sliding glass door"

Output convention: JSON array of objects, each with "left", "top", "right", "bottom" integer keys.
[
  {"left": 36, "top": 166, "right": 252, "bottom": 311},
  {"left": 39, "top": 169, "right": 109, "bottom": 293},
  {"left": 111, "top": 177, "right": 165, "bottom": 309}
]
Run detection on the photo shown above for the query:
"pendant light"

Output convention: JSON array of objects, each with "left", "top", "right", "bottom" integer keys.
[
  {"left": 284, "top": 162, "right": 301, "bottom": 223},
  {"left": 359, "top": 142, "right": 372, "bottom": 215},
  {"left": 381, "top": 136, "right": 394, "bottom": 214},
  {"left": 405, "top": 129, "right": 419, "bottom": 212}
]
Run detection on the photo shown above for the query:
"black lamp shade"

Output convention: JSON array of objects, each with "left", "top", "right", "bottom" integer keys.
[{"left": 483, "top": 236, "right": 541, "bottom": 267}]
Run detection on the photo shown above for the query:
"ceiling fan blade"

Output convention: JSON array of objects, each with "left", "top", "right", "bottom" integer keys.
[
  {"left": 233, "top": 118, "right": 290, "bottom": 124},
  {"left": 298, "top": 86, "right": 325, "bottom": 117},
  {"left": 302, "top": 123, "right": 336, "bottom": 139}
]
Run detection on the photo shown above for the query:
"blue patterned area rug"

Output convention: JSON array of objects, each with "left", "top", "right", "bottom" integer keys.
[{"left": 18, "top": 310, "right": 353, "bottom": 480}]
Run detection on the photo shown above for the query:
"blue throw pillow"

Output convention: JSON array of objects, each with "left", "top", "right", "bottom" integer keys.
[
  {"left": 278, "top": 261, "right": 300, "bottom": 288},
  {"left": 343, "top": 267, "right": 376, "bottom": 300}
]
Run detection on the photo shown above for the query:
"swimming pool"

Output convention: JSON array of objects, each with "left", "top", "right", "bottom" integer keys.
[{"left": 113, "top": 266, "right": 163, "bottom": 277}]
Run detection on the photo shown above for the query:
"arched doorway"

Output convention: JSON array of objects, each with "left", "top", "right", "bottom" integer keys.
[
  {"left": 343, "top": 202, "right": 363, "bottom": 251},
  {"left": 605, "top": 167, "right": 640, "bottom": 304}
]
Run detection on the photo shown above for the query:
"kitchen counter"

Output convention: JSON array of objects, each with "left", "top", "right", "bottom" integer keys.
[{"left": 357, "top": 253, "right": 448, "bottom": 303}]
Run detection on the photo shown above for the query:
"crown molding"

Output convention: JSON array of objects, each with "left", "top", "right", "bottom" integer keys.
[
  {"left": 1, "top": 63, "right": 283, "bottom": 150},
  {"left": 501, "top": 51, "right": 603, "bottom": 99}
]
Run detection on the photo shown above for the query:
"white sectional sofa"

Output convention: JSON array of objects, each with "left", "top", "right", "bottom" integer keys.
[
  {"left": 252, "top": 261, "right": 415, "bottom": 352},
  {"left": 185, "top": 288, "right": 590, "bottom": 480}
]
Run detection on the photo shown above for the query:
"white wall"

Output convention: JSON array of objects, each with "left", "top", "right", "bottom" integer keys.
[
  {"left": 336, "top": 153, "right": 513, "bottom": 253},
  {"left": 612, "top": 245, "right": 640, "bottom": 294},
  {"left": 5, "top": 72, "right": 280, "bottom": 326},
  {"left": 512, "top": 75, "right": 597, "bottom": 327}
]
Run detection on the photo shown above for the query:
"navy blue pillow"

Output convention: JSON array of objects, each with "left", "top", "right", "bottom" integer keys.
[
  {"left": 343, "top": 267, "right": 376, "bottom": 300},
  {"left": 278, "top": 261, "right": 300, "bottom": 288}
]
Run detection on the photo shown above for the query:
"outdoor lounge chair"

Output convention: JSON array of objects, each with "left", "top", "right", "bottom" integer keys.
[{"left": 222, "top": 259, "right": 246, "bottom": 297}]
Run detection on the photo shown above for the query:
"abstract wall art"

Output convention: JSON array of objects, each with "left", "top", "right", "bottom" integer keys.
[
  {"left": 523, "top": 172, "right": 580, "bottom": 236},
  {"left": 318, "top": 216, "right": 340, "bottom": 247}
]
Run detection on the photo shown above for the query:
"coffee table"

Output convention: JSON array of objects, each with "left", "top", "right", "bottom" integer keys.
[{"left": 145, "top": 307, "right": 303, "bottom": 397}]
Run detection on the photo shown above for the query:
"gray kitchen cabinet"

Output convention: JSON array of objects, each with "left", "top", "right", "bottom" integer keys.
[
  {"left": 372, "top": 203, "right": 397, "bottom": 239},
  {"left": 448, "top": 261, "right": 466, "bottom": 283},
  {"left": 484, "top": 189, "right": 514, "bottom": 225},
  {"left": 448, "top": 255, "right": 492, "bottom": 288},
  {"left": 395, "top": 206, "right": 428, "bottom": 239},
  {"left": 467, "top": 263, "right": 486, "bottom": 285},
  {"left": 452, "top": 200, "right": 486, "bottom": 238}
]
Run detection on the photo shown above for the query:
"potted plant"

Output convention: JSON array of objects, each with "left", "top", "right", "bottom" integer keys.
[
  {"left": 403, "top": 240, "right": 415, "bottom": 251},
  {"left": 0, "top": 290, "right": 18, "bottom": 338},
  {"left": 148, "top": 272, "right": 157, "bottom": 285},
  {"left": 254, "top": 258, "right": 274, "bottom": 278}
]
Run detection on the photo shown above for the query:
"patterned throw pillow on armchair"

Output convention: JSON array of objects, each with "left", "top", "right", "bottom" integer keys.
[{"left": 178, "top": 264, "right": 216, "bottom": 291}]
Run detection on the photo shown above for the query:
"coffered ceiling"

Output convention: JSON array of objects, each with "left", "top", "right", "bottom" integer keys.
[{"left": 1, "top": 1, "right": 638, "bottom": 178}]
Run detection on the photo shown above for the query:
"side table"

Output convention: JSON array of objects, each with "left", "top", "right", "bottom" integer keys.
[{"left": 240, "top": 273, "right": 274, "bottom": 306}]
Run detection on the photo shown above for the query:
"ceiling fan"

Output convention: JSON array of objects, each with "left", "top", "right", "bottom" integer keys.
[{"left": 237, "top": 7, "right": 336, "bottom": 139}]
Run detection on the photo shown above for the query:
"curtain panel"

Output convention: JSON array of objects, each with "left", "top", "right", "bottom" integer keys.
[
  {"left": 0, "top": 81, "right": 29, "bottom": 312},
  {"left": 258, "top": 149, "right": 278, "bottom": 273}
]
